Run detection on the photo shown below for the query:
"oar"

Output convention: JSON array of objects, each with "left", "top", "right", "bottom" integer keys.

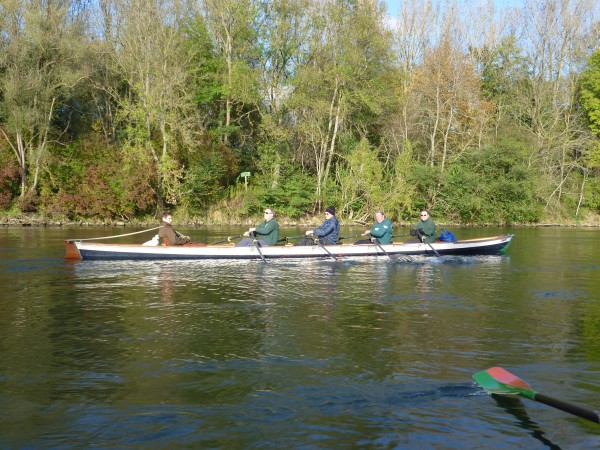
[
  {"left": 425, "top": 241, "right": 441, "bottom": 257},
  {"left": 338, "top": 234, "right": 362, "bottom": 240},
  {"left": 252, "top": 239, "right": 267, "bottom": 263},
  {"left": 473, "top": 366, "right": 600, "bottom": 424},
  {"left": 277, "top": 235, "right": 304, "bottom": 244},
  {"left": 414, "top": 230, "right": 442, "bottom": 256},
  {"left": 371, "top": 238, "right": 396, "bottom": 260},
  {"left": 315, "top": 237, "right": 340, "bottom": 261},
  {"left": 210, "top": 234, "right": 242, "bottom": 245}
]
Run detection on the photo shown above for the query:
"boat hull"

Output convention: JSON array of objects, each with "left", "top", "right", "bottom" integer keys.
[{"left": 65, "top": 234, "right": 514, "bottom": 261}]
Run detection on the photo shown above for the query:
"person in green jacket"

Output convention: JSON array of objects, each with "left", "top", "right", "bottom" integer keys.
[
  {"left": 236, "top": 208, "right": 279, "bottom": 246},
  {"left": 408, "top": 209, "right": 436, "bottom": 243},
  {"left": 355, "top": 211, "right": 393, "bottom": 244}
]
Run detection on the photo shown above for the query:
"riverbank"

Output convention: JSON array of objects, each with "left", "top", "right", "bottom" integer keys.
[{"left": 1, "top": 212, "right": 600, "bottom": 228}]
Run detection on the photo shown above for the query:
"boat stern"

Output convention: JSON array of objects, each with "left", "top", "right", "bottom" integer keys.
[{"left": 64, "top": 240, "right": 82, "bottom": 259}]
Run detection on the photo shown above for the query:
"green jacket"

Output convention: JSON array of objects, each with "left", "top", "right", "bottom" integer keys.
[
  {"left": 254, "top": 219, "right": 279, "bottom": 245},
  {"left": 370, "top": 218, "right": 393, "bottom": 244},
  {"left": 413, "top": 217, "right": 436, "bottom": 243}
]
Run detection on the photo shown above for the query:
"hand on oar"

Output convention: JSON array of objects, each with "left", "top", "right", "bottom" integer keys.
[
  {"left": 473, "top": 366, "right": 600, "bottom": 424},
  {"left": 210, "top": 235, "right": 242, "bottom": 245}
]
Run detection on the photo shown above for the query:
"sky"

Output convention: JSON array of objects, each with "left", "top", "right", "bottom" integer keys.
[{"left": 382, "top": 0, "right": 524, "bottom": 17}]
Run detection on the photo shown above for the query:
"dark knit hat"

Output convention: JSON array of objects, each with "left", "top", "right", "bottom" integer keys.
[{"left": 325, "top": 206, "right": 335, "bottom": 215}]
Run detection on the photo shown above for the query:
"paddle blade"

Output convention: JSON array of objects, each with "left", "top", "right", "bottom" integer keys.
[{"left": 473, "top": 367, "right": 535, "bottom": 399}]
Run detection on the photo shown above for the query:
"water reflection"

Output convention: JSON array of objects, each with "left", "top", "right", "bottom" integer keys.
[
  {"left": 492, "top": 394, "right": 561, "bottom": 449},
  {"left": 2, "top": 228, "right": 600, "bottom": 448}
]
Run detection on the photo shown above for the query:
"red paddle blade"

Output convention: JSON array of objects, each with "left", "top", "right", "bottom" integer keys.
[{"left": 486, "top": 367, "right": 532, "bottom": 390}]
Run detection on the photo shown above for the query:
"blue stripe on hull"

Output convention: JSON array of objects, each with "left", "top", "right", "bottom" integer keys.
[
  {"left": 79, "top": 250, "right": 343, "bottom": 261},
  {"left": 78, "top": 241, "right": 511, "bottom": 260}
]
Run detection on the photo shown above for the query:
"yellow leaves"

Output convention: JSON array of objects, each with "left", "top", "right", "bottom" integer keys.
[{"left": 160, "top": 154, "right": 186, "bottom": 206}]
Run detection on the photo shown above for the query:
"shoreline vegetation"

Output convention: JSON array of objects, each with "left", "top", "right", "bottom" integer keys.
[
  {"left": 2, "top": 2, "right": 600, "bottom": 229},
  {"left": 2, "top": 212, "right": 599, "bottom": 229}
]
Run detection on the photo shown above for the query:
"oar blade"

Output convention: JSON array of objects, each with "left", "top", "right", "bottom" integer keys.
[
  {"left": 473, "top": 370, "right": 517, "bottom": 395},
  {"left": 473, "top": 367, "right": 533, "bottom": 398}
]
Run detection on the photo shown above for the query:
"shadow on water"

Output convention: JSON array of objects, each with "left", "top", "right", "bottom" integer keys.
[
  {"left": 389, "top": 382, "right": 481, "bottom": 403},
  {"left": 491, "top": 394, "right": 562, "bottom": 449}
]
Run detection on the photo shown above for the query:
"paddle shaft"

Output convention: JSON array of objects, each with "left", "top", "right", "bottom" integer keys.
[
  {"left": 252, "top": 240, "right": 267, "bottom": 263},
  {"left": 533, "top": 392, "right": 600, "bottom": 423},
  {"left": 338, "top": 234, "right": 362, "bottom": 240},
  {"left": 373, "top": 240, "right": 394, "bottom": 260},
  {"left": 277, "top": 235, "right": 304, "bottom": 243},
  {"left": 316, "top": 239, "right": 339, "bottom": 261},
  {"left": 425, "top": 240, "right": 441, "bottom": 257},
  {"left": 211, "top": 235, "right": 242, "bottom": 245}
]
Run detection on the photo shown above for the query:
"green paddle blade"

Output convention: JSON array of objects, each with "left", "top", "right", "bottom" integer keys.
[
  {"left": 474, "top": 367, "right": 600, "bottom": 424},
  {"left": 473, "top": 367, "right": 536, "bottom": 400}
]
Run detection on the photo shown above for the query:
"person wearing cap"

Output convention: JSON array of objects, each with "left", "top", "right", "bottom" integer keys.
[
  {"left": 236, "top": 208, "right": 279, "bottom": 246},
  {"left": 407, "top": 209, "right": 436, "bottom": 243},
  {"left": 295, "top": 206, "right": 340, "bottom": 246},
  {"left": 355, "top": 210, "right": 393, "bottom": 244}
]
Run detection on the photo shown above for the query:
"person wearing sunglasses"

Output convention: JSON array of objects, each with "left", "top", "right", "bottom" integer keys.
[
  {"left": 408, "top": 210, "right": 436, "bottom": 243},
  {"left": 295, "top": 205, "right": 340, "bottom": 246},
  {"left": 236, "top": 208, "right": 279, "bottom": 246}
]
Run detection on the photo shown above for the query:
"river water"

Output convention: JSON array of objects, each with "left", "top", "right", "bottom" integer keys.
[{"left": 1, "top": 226, "right": 599, "bottom": 449}]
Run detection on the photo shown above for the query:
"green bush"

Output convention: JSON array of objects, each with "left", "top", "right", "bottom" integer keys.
[
  {"left": 436, "top": 137, "right": 542, "bottom": 224},
  {"left": 254, "top": 171, "right": 316, "bottom": 218}
]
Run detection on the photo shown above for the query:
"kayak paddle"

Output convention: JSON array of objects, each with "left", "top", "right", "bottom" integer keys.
[{"left": 473, "top": 366, "right": 600, "bottom": 424}]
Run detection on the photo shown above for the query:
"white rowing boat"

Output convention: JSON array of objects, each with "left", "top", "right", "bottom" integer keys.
[{"left": 64, "top": 234, "right": 514, "bottom": 260}]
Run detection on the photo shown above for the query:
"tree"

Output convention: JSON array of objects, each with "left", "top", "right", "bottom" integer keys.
[
  {"left": 100, "top": 0, "right": 200, "bottom": 209},
  {"left": 513, "top": 0, "right": 598, "bottom": 211},
  {"left": 201, "top": 0, "right": 261, "bottom": 147},
  {"left": 290, "top": 0, "right": 396, "bottom": 211},
  {"left": 580, "top": 49, "right": 600, "bottom": 138},
  {"left": 0, "top": 0, "right": 90, "bottom": 202},
  {"left": 411, "top": 36, "right": 493, "bottom": 172}
]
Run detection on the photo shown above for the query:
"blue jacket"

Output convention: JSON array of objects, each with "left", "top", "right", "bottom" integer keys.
[{"left": 313, "top": 216, "right": 340, "bottom": 244}]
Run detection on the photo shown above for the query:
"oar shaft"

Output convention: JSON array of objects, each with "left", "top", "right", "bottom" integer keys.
[
  {"left": 277, "top": 235, "right": 303, "bottom": 242},
  {"left": 374, "top": 241, "right": 394, "bottom": 260},
  {"left": 211, "top": 234, "right": 242, "bottom": 245},
  {"left": 426, "top": 241, "right": 441, "bottom": 257},
  {"left": 534, "top": 392, "right": 600, "bottom": 424},
  {"left": 317, "top": 239, "right": 338, "bottom": 261},
  {"left": 253, "top": 241, "right": 267, "bottom": 263}
]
